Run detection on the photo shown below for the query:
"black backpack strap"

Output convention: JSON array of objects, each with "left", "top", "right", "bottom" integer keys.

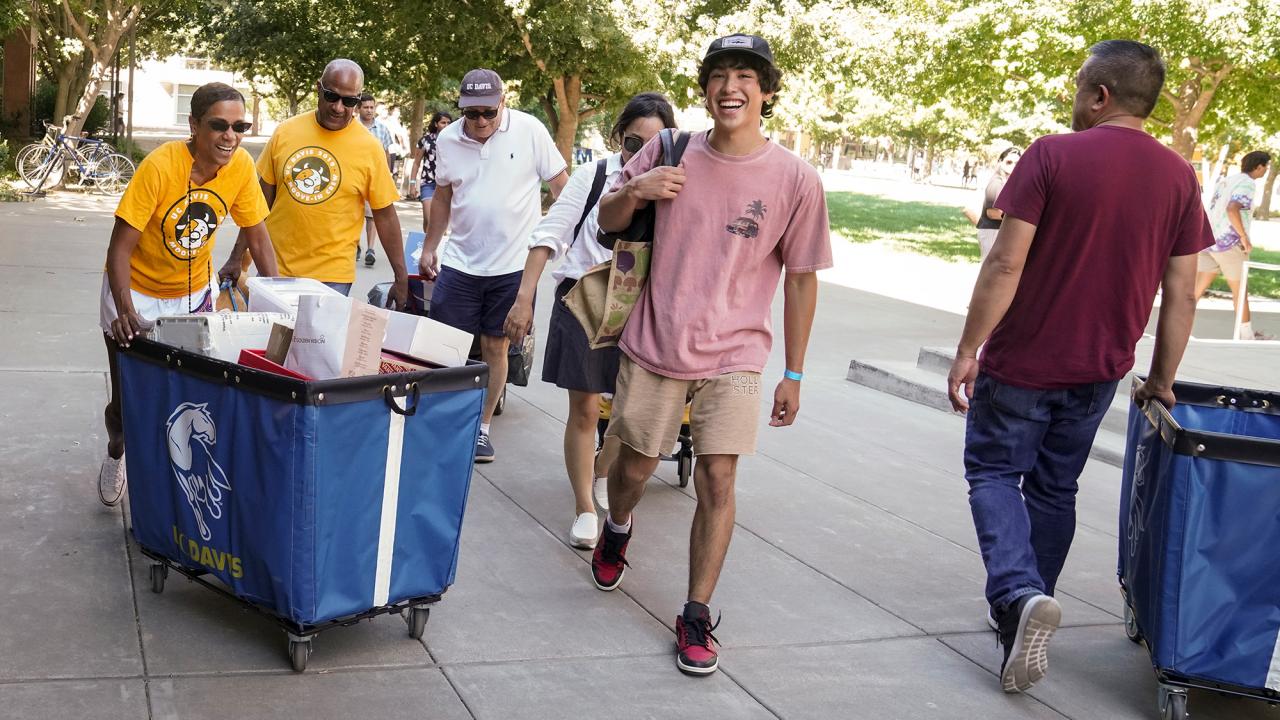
[
  {"left": 659, "top": 128, "right": 675, "bottom": 166},
  {"left": 571, "top": 158, "right": 609, "bottom": 246},
  {"left": 668, "top": 131, "right": 690, "bottom": 166}
]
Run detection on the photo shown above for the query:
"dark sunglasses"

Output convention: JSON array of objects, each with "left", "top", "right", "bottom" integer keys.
[
  {"left": 622, "top": 135, "right": 645, "bottom": 154},
  {"left": 320, "top": 85, "right": 361, "bottom": 108},
  {"left": 207, "top": 118, "right": 253, "bottom": 134},
  {"left": 462, "top": 108, "right": 499, "bottom": 120}
]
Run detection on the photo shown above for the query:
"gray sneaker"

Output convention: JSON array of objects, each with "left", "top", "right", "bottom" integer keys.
[
  {"left": 98, "top": 454, "right": 127, "bottom": 507},
  {"left": 474, "top": 433, "right": 495, "bottom": 463},
  {"left": 997, "top": 593, "right": 1061, "bottom": 693}
]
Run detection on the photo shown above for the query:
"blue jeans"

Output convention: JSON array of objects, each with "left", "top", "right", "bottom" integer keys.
[
  {"left": 322, "top": 282, "right": 352, "bottom": 296},
  {"left": 964, "top": 373, "right": 1119, "bottom": 613}
]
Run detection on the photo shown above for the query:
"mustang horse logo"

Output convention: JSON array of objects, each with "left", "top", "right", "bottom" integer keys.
[{"left": 166, "top": 402, "right": 231, "bottom": 541}]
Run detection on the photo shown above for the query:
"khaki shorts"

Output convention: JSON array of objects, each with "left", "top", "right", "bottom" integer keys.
[
  {"left": 605, "top": 356, "right": 762, "bottom": 458},
  {"left": 1197, "top": 245, "right": 1247, "bottom": 282}
]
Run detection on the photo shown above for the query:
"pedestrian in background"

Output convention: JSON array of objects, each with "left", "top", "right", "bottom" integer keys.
[
  {"left": 98, "top": 82, "right": 278, "bottom": 506},
  {"left": 409, "top": 111, "right": 453, "bottom": 235},
  {"left": 964, "top": 147, "right": 1021, "bottom": 259},
  {"left": 947, "top": 40, "right": 1211, "bottom": 694},
  {"left": 1195, "top": 150, "right": 1271, "bottom": 340},
  {"left": 358, "top": 93, "right": 393, "bottom": 267},
  {"left": 503, "top": 92, "right": 678, "bottom": 550}
]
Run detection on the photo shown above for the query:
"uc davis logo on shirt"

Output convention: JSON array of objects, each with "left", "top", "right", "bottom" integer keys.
[
  {"left": 166, "top": 402, "right": 231, "bottom": 542},
  {"left": 283, "top": 146, "right": 341, "bottom": 204},
  {"left": 162, "top": 190, "right": 227, "bottom": 260}
]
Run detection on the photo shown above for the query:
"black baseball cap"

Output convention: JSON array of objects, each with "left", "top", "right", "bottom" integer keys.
[
  {"left": 459, "top": 69, "right": 503, "bottom": 108},
  {"left": 703, "top": 34, "right": 775, "bottom": 67}
]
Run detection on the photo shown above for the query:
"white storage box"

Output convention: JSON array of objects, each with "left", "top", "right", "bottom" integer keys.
[
  {"left": 151, "top": 312, "right": 292, "bottom": 363},
  {"left": 246, "top": 277, "right": 343, "bottom": 317},
  {"left": 383, "top": 310, "right": 473, "bottom": 368}
]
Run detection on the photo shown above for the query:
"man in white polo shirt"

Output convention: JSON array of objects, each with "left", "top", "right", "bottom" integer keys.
[{"left": 419, "top": 68, "right": 568, "bottom": 462}]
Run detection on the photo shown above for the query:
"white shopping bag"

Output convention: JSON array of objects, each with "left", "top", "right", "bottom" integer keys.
[{"left": 285, "top": 295, "right": 389, "bottom": 379}]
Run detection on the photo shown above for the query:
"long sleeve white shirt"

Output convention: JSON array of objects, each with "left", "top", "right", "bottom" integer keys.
[{"left": 529, "top": 152, "right": 623, "bottom": 284}]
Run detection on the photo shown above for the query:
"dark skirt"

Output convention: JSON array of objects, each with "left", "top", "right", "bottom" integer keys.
[{"left": 542, "top": 278, "right": 621, "bottom": 394}]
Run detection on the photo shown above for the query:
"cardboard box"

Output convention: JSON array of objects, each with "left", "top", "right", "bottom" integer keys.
[
  {"left": 238, "top": 349, "right": 311, "bottom": 380},
  {"left": 246, "top": 277, "right": 342, "bottom": 317},
  {"left": 151, "top": 312, "right": 291, "bottom": 363},
  {"left": 383, "top": 309, "right": 473, "bottom": 368},
  {"left": 285, "top": 295, "right": 390, "bottom": 379},
  {"left": 379, "top": 350, "right": 433, "bottom": 375},
  {"left": 265, "top": 322, "right": 294, "bottom": 364}
]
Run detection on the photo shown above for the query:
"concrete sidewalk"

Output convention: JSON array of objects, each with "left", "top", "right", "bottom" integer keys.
[{"left": 1, "top": 194, "right": 1277, "bottom": 720}]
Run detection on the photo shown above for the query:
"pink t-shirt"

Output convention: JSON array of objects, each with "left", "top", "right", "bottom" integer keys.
[{"left": 610, "top": 132, "right": 833, "bottom": 380}]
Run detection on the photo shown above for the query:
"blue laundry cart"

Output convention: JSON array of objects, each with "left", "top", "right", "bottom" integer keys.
[
  {"left": 1119, "top": 377, "right": 1280, "bottom": 719},
  {"left": 118, "top": 338, "right": 487, "bottom": 671}
]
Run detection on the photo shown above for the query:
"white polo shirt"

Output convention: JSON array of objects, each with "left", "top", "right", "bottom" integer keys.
[{"left": 435, "top": 108, "right": 566, "bottom": 276}]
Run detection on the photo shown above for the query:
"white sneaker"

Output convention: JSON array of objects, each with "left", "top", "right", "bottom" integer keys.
[
  {"left": 593, "top": 476, "right": 609, "bottom": 512},
  {"left": 569, "top": 512, "right": 599, "bottom": 549},
  {"left": 98, "top": 454, "right": 126, "bottom": 507}
]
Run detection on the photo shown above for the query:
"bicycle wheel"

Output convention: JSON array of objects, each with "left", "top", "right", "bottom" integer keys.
[
  {"left": 18, "top": 145, "right": 64, "bottom": 190},
  {"left": 94, "top": 153, "right": 135, "bottom": 195}
]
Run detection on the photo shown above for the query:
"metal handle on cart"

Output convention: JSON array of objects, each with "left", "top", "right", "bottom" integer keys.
[{"left": 383, "top": 382, "right": 421, "bottom": 416}]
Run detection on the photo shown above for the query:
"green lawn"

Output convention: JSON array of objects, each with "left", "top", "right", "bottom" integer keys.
[
  {"left": 825, "top": 191, "right": 980, "bottom": 262},
  {"left": 824, "top": 190, "right": 1280, "bottom": 298}
]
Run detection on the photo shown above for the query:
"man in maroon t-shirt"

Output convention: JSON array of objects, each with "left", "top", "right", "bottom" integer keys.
[{"left": 945, "top": 40, "right": 1211, "bottom": 694}]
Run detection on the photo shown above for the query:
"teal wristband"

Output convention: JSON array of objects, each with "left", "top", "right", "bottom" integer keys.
[{"left": 784, "top": 369, "right": 803, "bottom": 381}]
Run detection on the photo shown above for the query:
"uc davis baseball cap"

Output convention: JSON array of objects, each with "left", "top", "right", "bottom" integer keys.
[
  {"left": 703, "top": 34, "right": 775, "bottom": 67},
  {"left": 459, "top": 68, "right": 503, "bottom": 108}
]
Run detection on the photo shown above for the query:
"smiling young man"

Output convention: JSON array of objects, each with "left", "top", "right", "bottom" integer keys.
[
  {"left": 945, "top": 40, "right": 1211, "bottom": 693},
  {"left": 256, "top": 59, "right": 408, "bottom": 305},
  {"left": 593, "top": 34, "right": 831, "bottom": 676},
  {"left": 417, "top": 68, "right": 568, "bottom": 463}
]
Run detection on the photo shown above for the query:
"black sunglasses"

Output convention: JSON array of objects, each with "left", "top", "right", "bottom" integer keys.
[
  {"left": 320, "top": 85, "right": 361, "bottom": 108},
  {"left": 622, "top": 135, "right": 645, "bottom": 154},
  {"left": 207, "top": 118, "right": 253, "bottom": 134},
  {"left": 461, "top": 108, "right": 499, "bottom": 120}
]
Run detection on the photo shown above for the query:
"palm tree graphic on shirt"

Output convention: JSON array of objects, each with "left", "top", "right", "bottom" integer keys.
[{"left": 726, "top": 199, "right": 766, "bottom": 238}]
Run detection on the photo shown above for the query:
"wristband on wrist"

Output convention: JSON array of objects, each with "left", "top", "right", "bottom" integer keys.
[{"left": 784, "top": 369, "right": 804, "bottom": 381}]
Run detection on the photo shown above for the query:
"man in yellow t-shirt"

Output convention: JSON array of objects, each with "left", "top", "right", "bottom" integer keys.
[{"left": 257, "top": 58, "right": 408, "bottom": 305}]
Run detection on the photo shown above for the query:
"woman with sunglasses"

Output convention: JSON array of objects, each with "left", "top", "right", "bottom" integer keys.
[
  {"left": 503, "top": 92, "right": 677, "bottom": 549},
  {"left": 972, "top": 146, "right": 1021, "bottom": 259},
  {"left": 409, "top": 111, "right": 453, "bottom": 234},
  {"left": 96, "top": 81, "right": 277, "bottom": 506}
]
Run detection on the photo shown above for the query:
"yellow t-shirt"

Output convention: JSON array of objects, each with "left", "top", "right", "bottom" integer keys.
[
  {"left": 258, "top": 113, "right": 400, "bottom": 283},
  {"left": 114, "top": 142, "right": 269, "bottom": 298}
]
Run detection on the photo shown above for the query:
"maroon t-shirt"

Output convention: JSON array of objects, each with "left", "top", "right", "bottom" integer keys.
[{"left": 981, "top": 126, "right": 1212, "bottom": 389}]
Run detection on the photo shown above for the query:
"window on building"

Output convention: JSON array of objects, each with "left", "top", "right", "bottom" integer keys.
[
  {"left": 175, "top": 84, "right": 200, "bottom": 125},
  {"left": 183, "top": 58, "right": 210, "bottom": 71}
]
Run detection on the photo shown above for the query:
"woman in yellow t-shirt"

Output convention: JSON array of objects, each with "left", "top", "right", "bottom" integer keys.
[{"left": 96, "top": 81, "right": 278, "bottom": 507}]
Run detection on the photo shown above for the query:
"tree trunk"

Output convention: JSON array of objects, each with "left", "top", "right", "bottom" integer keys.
[
  {"left": 1259, "top": 165, "right": 1277, "bottom": 220},
  {"left": 408, "top": 97, "right": 426, "bottom": 148},
  {"left": 547, "top": 74, "right": 581, "bottom": 167},
  {"left": 1166, "top": 62, "right": 1231, "bottom": 161}
]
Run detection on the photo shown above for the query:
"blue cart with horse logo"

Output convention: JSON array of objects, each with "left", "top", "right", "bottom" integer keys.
[
  {"left": 1119, "top": 377, "right": 1280, "bottom": 719},
  {"left": 118, "top": 338, "right": 486, "bottom": 671}
]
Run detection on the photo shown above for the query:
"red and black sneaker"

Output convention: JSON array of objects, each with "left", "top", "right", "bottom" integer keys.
[
  {"left": 675, "top": 603, "right": 721, "bottom": 676},
  {"left": 591, "top": 520, "right": 631, "bottom": 591}
]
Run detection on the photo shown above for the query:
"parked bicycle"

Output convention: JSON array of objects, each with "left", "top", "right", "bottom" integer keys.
[{"left": 16, "top": 120, "right": 135, "bottom": 195}]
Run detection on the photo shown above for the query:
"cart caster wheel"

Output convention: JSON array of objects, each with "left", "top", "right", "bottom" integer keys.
[
  {"left": 1123, "top": 603, "right": 1143, "bottom": 643},
  {"left": 149, "top": 563, "right": 168, "bottom": 594},
  {"left": 406, "top": 606, "right": 430, "bottom": 640},
  {"left": 677, "top": 452, "right": 691, "bottom": 488},
  {"left": 494, "top": 386, "right": 506, "bottom": 416},
  {"left": 288, "top": 638, "right": 312, "bottom": 672},
  {"left": 1159, "top": 686, "right": 1189, "bottom": 720}
]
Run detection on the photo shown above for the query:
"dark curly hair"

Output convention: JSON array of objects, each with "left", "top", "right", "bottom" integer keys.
[
  {"left": 696, "top": 52, "right": 782, "bottom": 119},
  {"left": 190, "top": 82, "right": 244, "bottom": 121}
]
